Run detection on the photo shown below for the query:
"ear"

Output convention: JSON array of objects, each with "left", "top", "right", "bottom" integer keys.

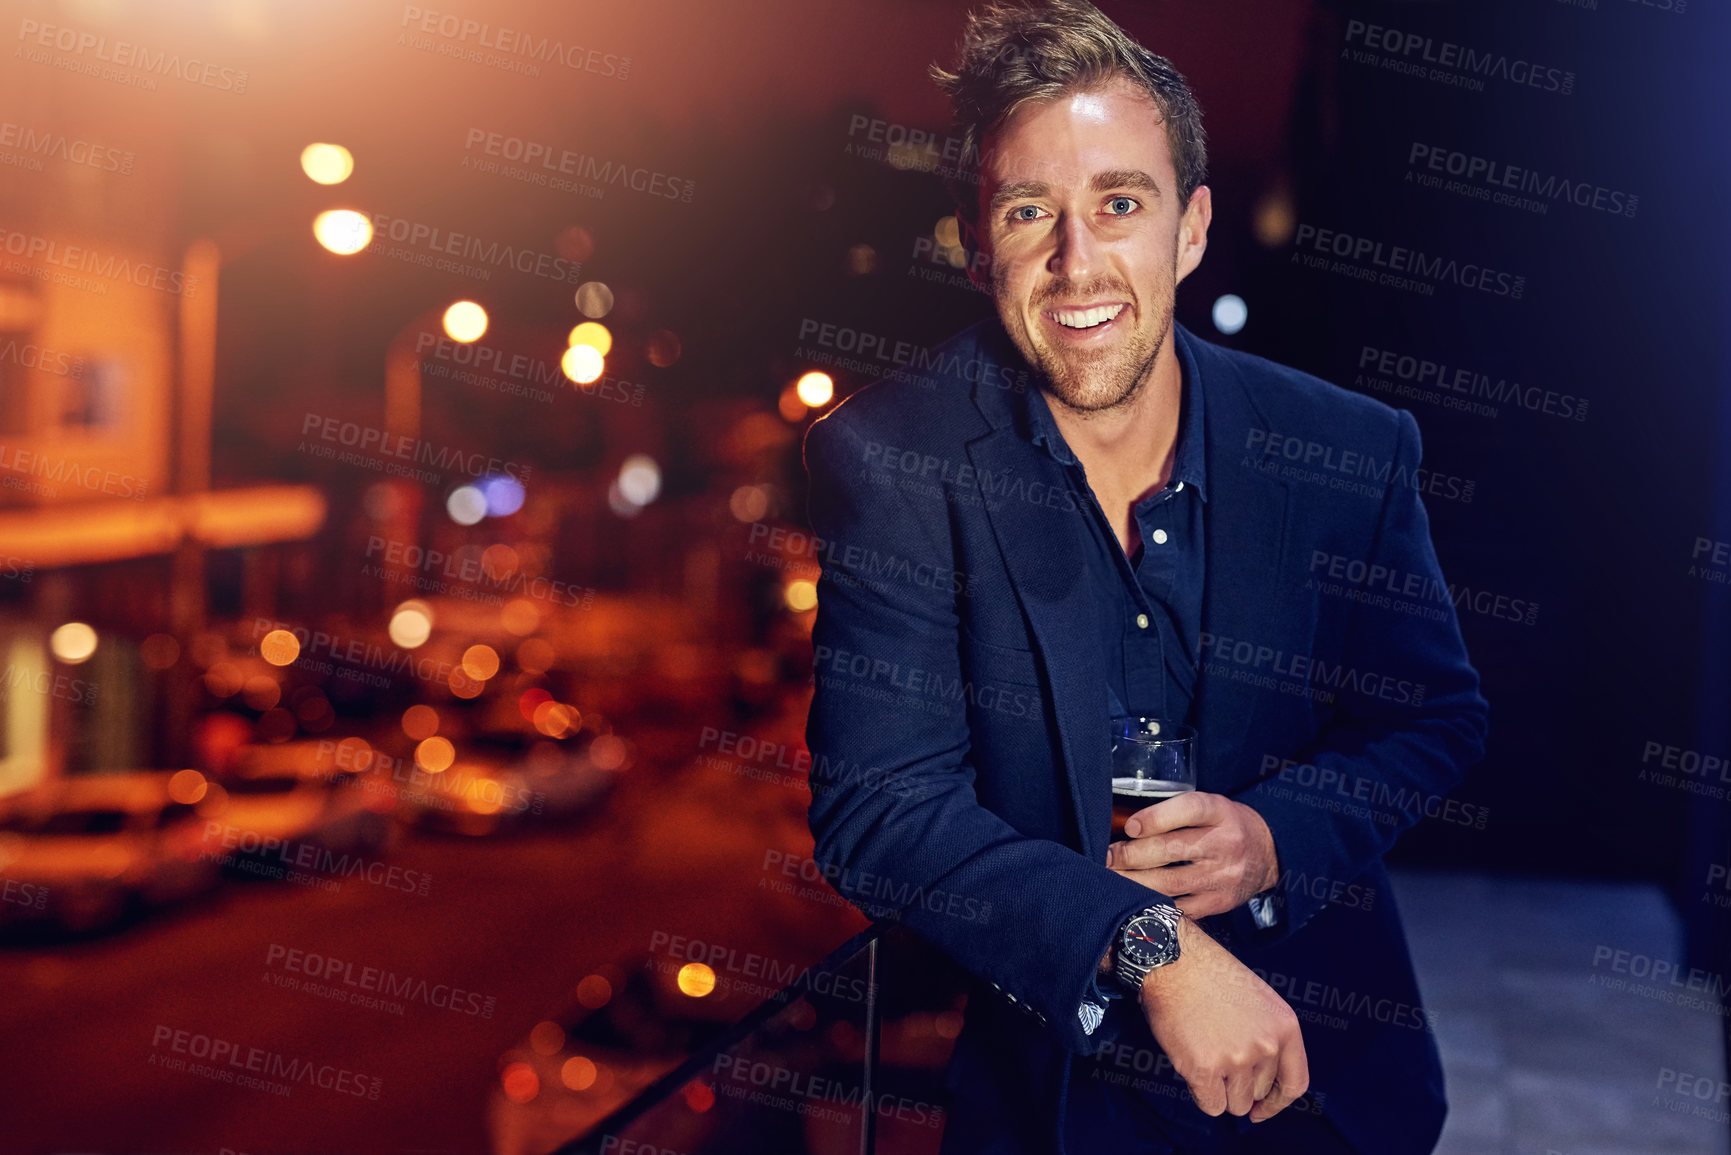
[{"left": 1174, "top": 184, "right": 1212, "bottom": 286}]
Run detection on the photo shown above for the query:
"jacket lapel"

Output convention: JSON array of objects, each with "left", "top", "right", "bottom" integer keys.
[
  {"left": 1184, "top": 330, "right": 1292, "bottom": 792},
  {"left": 965, "top": 427, "right": 1111, "bottom": 860}
]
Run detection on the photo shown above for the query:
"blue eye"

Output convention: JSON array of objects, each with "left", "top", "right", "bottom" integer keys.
[
  {"left": 1011, "top": 205, "right": 1043, "bottom": 222},
  {"left": 1107, "top": 197, "right": 1137, "bottom": 215}
]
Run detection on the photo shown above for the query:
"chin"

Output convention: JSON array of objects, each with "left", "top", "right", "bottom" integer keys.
[
  {"left": 1038, "top": 345, "right": 1158, "bottom": 413},
  {"left": 1044, "top": 373, "right": 1136, "bottom": 412}
]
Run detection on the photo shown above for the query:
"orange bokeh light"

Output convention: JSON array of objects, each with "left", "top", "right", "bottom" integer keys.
[
  {"left": 500, "top": 1062, "right": 539, "bottom": 1104},
  {"left": 462, "top": 644, "right": 501, "bottom": 681},
  {"left": 402, "top": 705, "right": 440, "bottom": 740},
  {"left": 415, "top": 736, "right": 455, "bottom": 773}
]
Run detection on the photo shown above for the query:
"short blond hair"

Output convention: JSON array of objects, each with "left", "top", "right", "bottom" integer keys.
[{"left": 931, "top": 0, "right": 1207, "bottom": 224}]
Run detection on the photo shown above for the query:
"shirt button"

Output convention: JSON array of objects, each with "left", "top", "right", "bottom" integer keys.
[
  {"left": 1152, "top": 529, "right": 1169, "bottom": 545},
  {"left": 1136, "top": 613, "right": 1149, "bottom": 629}
]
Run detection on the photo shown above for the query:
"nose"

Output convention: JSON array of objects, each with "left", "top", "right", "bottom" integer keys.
[{"left": 1046, "top": 209, "right": 1102, "bottom": 284}]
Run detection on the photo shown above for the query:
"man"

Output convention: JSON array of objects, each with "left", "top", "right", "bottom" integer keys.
[{"left": 803, "top": 2, "right": 1488, "bottom": 1151}]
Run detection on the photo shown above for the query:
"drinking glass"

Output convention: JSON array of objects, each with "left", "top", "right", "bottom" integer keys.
[{"left": 1109, "top": 717, "right": 1196, "bottom": 843}]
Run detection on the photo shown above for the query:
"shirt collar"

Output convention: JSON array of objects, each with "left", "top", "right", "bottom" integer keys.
[{"left": 1016, "top": 334, "right": 1209, "bottom": 503}]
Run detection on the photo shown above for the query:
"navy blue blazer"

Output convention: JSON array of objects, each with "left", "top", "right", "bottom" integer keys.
[{"left": 803, "top": 320, "right": 1489, "bottom": 1154}]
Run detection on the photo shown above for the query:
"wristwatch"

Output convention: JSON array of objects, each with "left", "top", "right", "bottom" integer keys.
[{"left": 1110, "top": 902, "right": 1184, "bottom": 996}]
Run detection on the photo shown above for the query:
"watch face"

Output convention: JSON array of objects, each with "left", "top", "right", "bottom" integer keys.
[{"left": 1119, "top": 909, "right": 1180, "bottom": 969}]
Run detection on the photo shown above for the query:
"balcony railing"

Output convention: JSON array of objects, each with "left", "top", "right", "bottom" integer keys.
[{"left": 541, "top": 923, "right": 966, "bottom": 1155}]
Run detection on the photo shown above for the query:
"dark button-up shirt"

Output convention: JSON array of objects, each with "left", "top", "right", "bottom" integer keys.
[{"left": 1017, "top": 365, "right": 1208, "bottom": 728}]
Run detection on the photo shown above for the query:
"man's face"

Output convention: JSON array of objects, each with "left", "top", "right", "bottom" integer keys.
[{"left": 973, "top": 75, "right": 1210, "bottom": 413}]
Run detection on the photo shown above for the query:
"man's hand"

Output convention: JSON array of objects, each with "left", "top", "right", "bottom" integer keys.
[
  {"left": 1105, "top": 791, "right": 1279, "bottom": 918},
  {"left": 1139, "top": 918, "right": 1309, "bottom": 1121}
]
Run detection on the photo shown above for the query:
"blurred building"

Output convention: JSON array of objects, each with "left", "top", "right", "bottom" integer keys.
[{"left": 0, "top": 61, "right": 322, "bottom": 792}]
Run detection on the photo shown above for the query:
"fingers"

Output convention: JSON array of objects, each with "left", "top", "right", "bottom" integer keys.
[
  {"left": 1107, "top": 832, "right": 1200, "bottom": 870},
  {"left": 1224, "top": 1066, "right": 1260, "bottom": 1117},
  {"left": 1125, "top": 789, "right": 1217, "bottom": 837},
  {"left": 1253, "top": 1063, "right": 1276, "bottom": 1102},
  {"left": 1186, "top": 1070, "right": 1228, "bottom": 1117},
  {"left": 1248, "top": 1040, "right": 1309, "bottom": 1124},
  {"left": 1172, "top": 891, "right": 1229, "bottom": 919}
]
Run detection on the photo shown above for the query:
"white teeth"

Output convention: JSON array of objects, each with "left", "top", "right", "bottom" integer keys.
[{"left": 1051, "top": 304, "right": 1125, "bottom": 329}]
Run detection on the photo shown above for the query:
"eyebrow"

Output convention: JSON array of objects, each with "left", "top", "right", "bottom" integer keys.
[{"left": 987, "top": 169, "right": 1163, "bottom": 215}]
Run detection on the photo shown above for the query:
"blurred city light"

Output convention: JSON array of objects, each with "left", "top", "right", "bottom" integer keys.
[
  {"left": 554, "top": 224, "right": 595, "bottom": 263},
  {"left": 501, "top": 599, "right": 541, "bottom": 636},
  {"left": 402, "top": 704, "right": 440, "bottom": 740},
  {"left": 646, "top": 329, "right": 682, "bottom": 368},
  {"left": 529, "top": 1021, "right": 565, "bottom": 1056},
  {"left": 1253, "top": 187, "right": 1298, "bottom": 248},
  {"left": 388, "top": 601, "right": 434, "bottom": 648},
  {"left": 784, "top": 580, "right": 818, "bottom": 612},
  {"left": 795, "top": 371, "right": 834, "bottom": 408},
  {"left": 1212, "top": 294, "right": 1248, "bottom": 336},
  {"left": 446, "top": 485, "right": 488, "bottom": 526},
  {"left": 259, "top": 629, "right": 301, "bottom": 666},
  {"left": 566, "top": 321, "right": 612, "bottom": 355},
  {"left": 442, "top": 300, "right": 489, "bottom": 343},
  {"left": 500, "top": 1062, "right": 538, "bottom": 1105},
  {"left": 560, "top": 1056, "right": 598, "bottom": 1091},
  {"left": 518, "top": 688, "right": 553, "bottom": 722},
  {"left": 480, "top": 476, "right": 525, "bottom": 518},
  {"left": 140, "top": 633, "right": 181, "bottom": 670},
  {"left": 574, "top": 281, "right": 614, "bottom": 318},
  {"left": 616, "top": 455, "right": 661, "bottom": 506},
  {"left": 312, "top": 209, "right": 372, "bottom": 255},
  {"left": 533, "top": 701, "right": 580, "bottom": 739},
  {"left": 49, "top": 622, "right": 97, "bottom": 664},
  {"left": 561, "top": 343, "right": 604, "bottom": 385},
  {"left": 575, "top": 974, "right": 613, "bottom": 1009},
  {"left": 846, "top": 244, "right": 876, "bottom": 275},
  {"left": 676, "top": 963, "right": 716, "bottom": 997},
  {"left": 481, "top": 544, "right": 519, "bottom": 580},
  {"left": 203, "top": 664, "right": 243, "bottom": 698},
  {"left": 462, "top": 645, "right": 501, "bottom": 681},
  {"left": 415, "top": 736, "right": 455, "bottom": 773},
  {"left": 590, "top": 734, "right": 628, "bottom": 771},
  {"left": 729, "top": 485, "right": 770, "bottom": 522},
  {"left": 167, "top": 770, "right": 209, "bottom": 805},
  {"left": 335, "top": 736, "right": 375, "bottom": 771},
  {"left": 935, "top": 216, "right": 961, "bottom": 247},
  {"left": 448, "top": 667, "right": 485, "bottom": 699},
  {"left": 242, "top": 676, "right": 282, "bottom": 711},
  {"left": 195, "top": 781, "right": 230, "bottom": 819},
  {"left": 299, "top": 143, "right": 355, "bottom": 185},
  {"left": 779, "top": 385, "right": 807, "bottom": 422}
]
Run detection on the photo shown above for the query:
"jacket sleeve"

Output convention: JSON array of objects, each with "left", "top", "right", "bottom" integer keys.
[
  {"left": 801, "top": 406, "right": 1161, "bottom": 1056},
  {"left": 1233, "top": 408, "right": 1490, "bottom": 941}
]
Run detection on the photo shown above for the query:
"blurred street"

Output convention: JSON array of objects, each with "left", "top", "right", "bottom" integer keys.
[{"left": 0, "top": 689, "right": 866, "bottom": 1155}]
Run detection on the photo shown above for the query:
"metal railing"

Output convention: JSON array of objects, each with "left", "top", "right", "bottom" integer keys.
[{"left": 548, "top": 924, "right": 964, "bottom": 1155}]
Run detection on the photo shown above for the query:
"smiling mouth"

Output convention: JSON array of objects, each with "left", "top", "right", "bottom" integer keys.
[{"left": 1044, "top": 303, "right": 1127, "bottom": 331}]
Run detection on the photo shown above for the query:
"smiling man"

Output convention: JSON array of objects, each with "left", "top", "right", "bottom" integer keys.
[{"left": 803, "top": 3, "right": 1488, "bottom": 1153}]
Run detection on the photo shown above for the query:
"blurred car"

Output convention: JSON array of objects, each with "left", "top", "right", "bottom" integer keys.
[
  {"left": 383, "top": 664, "right": 626, "bottom": 837},
  {"left": 196, "top": 741, "right": 395, "bottom": 873},
  {"left": 0, "top": 772, "right": 220, "bottom": 933},
  {"left": 387, "top": 739, "right": 618, "bottom": 837}
]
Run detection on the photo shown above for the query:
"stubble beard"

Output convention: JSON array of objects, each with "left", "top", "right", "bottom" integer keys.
[{"left": 998, "top": 273, "right": 1176, "bottom": 417}]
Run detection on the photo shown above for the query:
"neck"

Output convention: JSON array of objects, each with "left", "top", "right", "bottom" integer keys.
[{"left": 1042, "top": 336, "right": 1183, "bottom": 501}]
